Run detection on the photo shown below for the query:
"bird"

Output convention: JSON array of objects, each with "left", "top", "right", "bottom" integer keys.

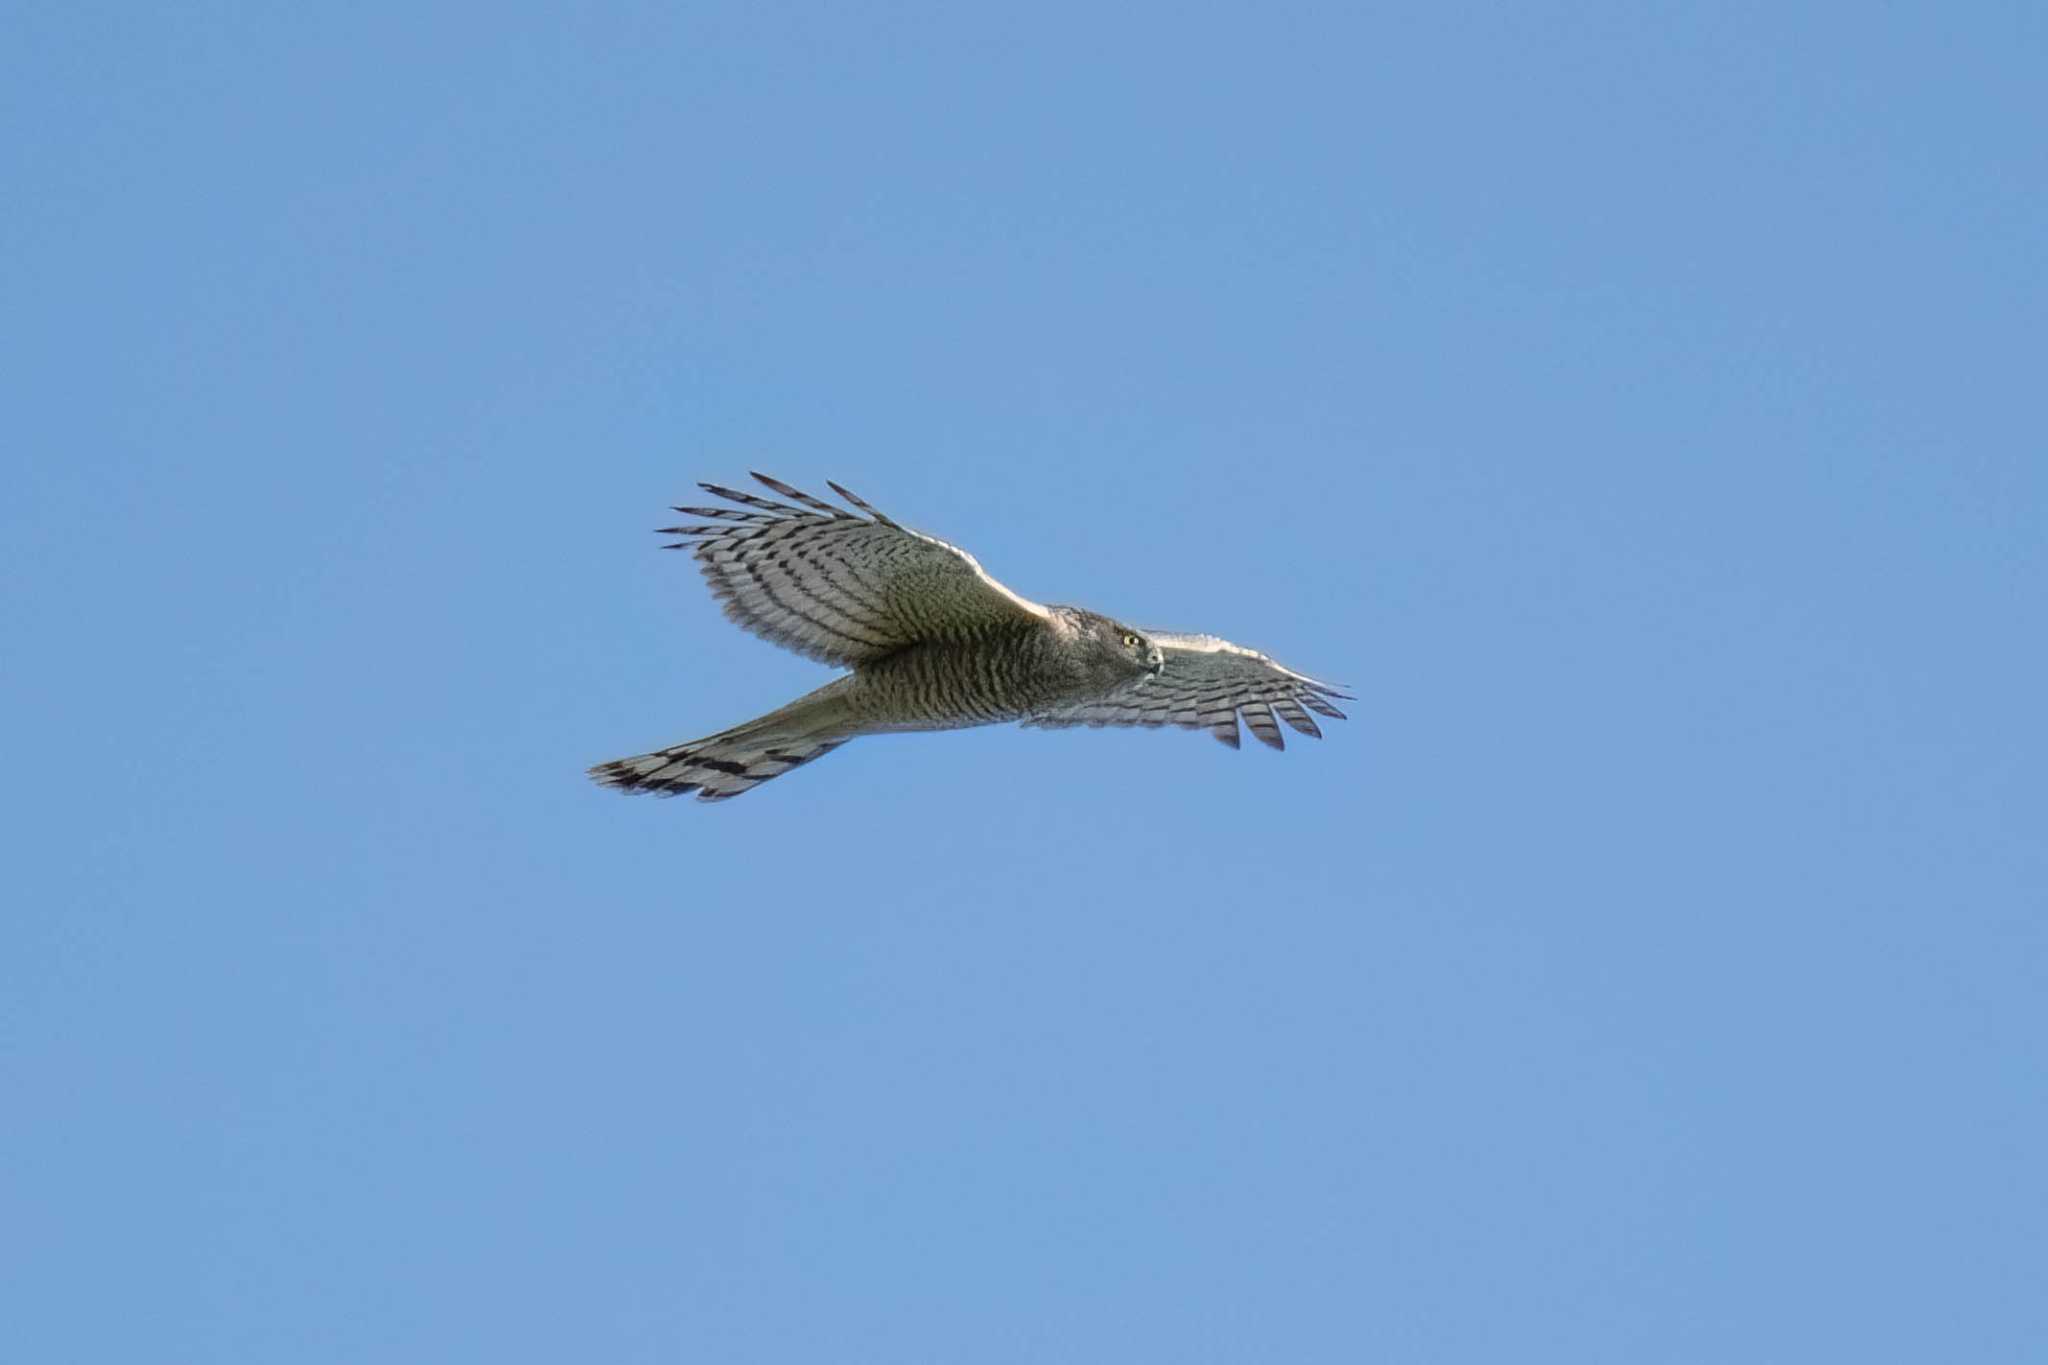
[{"left": 588, "top": 473, "right": 1350, "bottom": 802}]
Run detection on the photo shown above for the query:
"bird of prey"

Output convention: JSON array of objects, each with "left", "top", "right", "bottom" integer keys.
[{"left": 589, "top": 474, "right": 1349, "bottom": 801}]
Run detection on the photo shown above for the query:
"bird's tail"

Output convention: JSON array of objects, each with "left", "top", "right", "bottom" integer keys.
[{"left": 588, "top": 679, "right": 859, "bottom": 802}]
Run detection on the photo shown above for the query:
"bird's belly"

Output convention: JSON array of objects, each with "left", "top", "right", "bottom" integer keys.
[{"left": 846, "top": 639, "right": 1067, "bottom": 732}]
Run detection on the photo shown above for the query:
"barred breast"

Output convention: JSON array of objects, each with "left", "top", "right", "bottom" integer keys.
[{"left": 844, "top": 626, "right": 1075, "bottom": 732}]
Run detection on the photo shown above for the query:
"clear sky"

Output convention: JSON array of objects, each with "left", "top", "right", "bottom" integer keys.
[{"left": 6, "top": 3, "right": 2044, "bottom": 1361}]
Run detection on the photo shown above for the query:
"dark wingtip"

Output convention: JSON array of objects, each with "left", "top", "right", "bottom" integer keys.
[
  {"left": 825, "top": 479, "right": 901, "bottom": 528},
  {"left": 588, "top": 761, "right": 643, "bottom": 792},
  {"left": 751, "top": 472, "right": 856, "bottom": 518},
  {"left": 1244, "top": 709, "right": 1287, "bottom": 751}
]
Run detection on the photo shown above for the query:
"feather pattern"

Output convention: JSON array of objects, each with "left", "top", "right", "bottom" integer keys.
[
  {"left": 655, "top": 473, "right": 1049, "bottom": 668},
  {"left": 594, "top": 476, "right": 1351, "bottom": 803},
  {"left": 1021, "top": 631, "right": 1351, "bottom": 750},
  {"left": 587, "top": 678, "right": 856, "bottom": 801}
]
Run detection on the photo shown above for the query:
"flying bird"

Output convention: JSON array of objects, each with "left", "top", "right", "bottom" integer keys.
[{"left": 589, "top": 474, "right": 1350, "bottom": 801}]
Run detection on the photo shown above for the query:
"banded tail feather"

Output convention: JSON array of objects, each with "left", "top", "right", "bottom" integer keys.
[{"left": 589, "top": 681, "right": 856, "bottom": 802}]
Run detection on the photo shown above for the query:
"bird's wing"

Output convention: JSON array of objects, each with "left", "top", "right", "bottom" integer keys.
[
  {"left": 658, "top": 474, "right": 1049, "bottom": 667},
  {"left": 1022, "top": 632, "right": 1350, "bottom": 749}
]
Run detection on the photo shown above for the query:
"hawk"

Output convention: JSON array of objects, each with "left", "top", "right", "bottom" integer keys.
[{"left": 590, "top": 474, "right": 1350, "bottom": 801}]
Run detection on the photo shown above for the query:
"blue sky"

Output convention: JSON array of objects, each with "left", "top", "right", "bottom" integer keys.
[{"left": 6, "top": 3, "right": 2044, "bottom": 1360}]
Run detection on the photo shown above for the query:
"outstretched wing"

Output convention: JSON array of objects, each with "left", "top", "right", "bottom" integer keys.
[
  {"left": 1023, "top": 632, "right": 1350, "bottom": 750},
  {"left": 657, "top": 474, "right": 1049, "bottom": 667}
]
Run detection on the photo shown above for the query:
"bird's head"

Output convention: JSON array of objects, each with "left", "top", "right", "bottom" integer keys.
[{"left": 1072, "top": 610, "right": 1164, "bottom": 687}]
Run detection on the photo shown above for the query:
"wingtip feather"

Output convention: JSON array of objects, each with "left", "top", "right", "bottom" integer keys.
[
  {"left": 750, "top": 472, "right": 856, "bottom": 518},
  {"left": 825, "top": 480, "right": 901, "bottom": 528}
]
